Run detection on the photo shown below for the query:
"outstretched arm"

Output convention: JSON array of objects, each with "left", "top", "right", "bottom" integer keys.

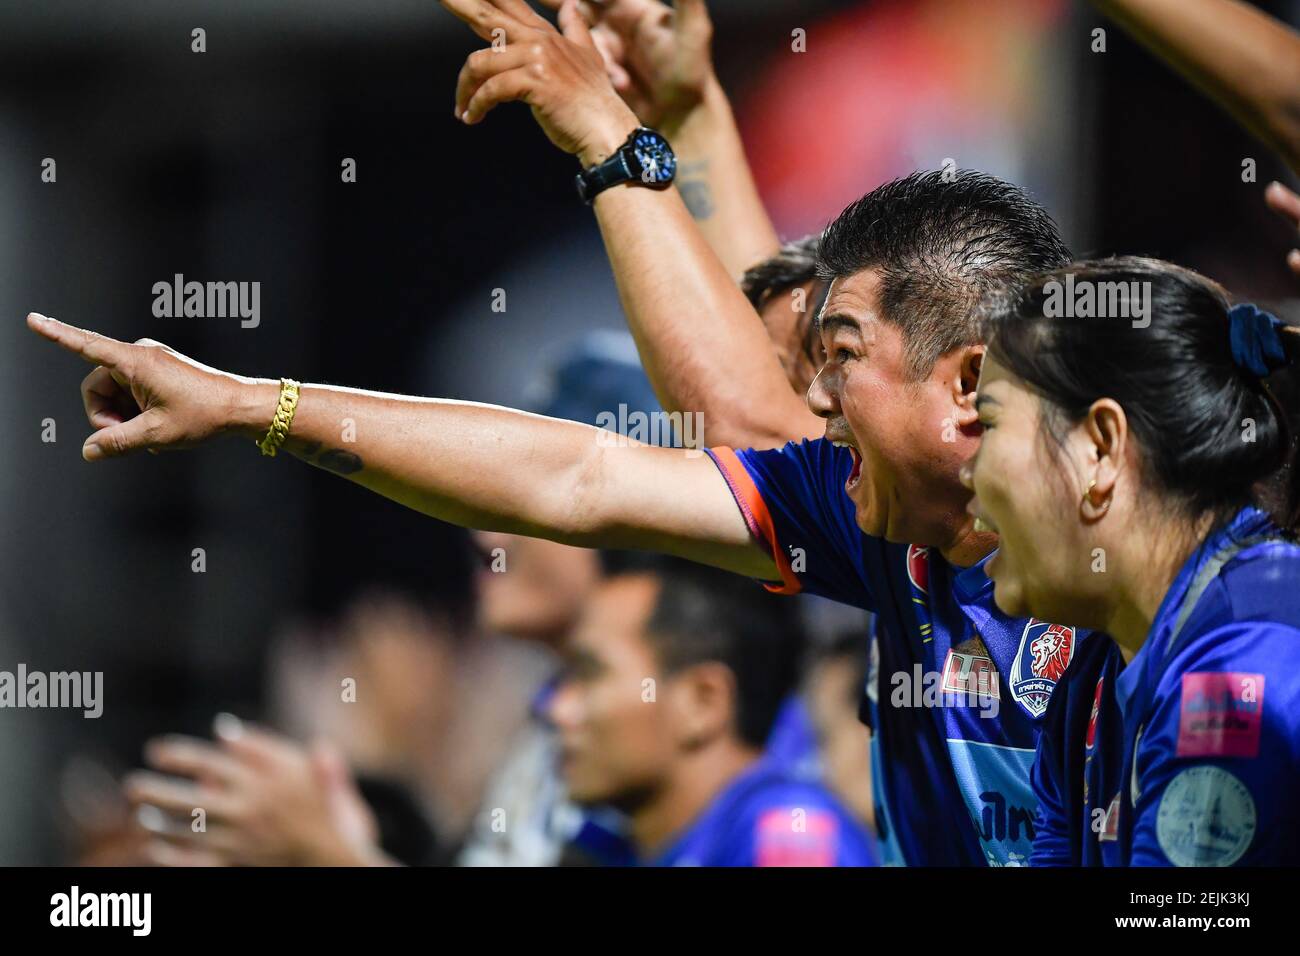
[
  {"left": 1093, "top": 0, "right": 1300, "bottom": 170},
  {"left": 447, "top": 0, "right": 821, "bottom": 449},
  {"left": 26, "top": 313, "right": 776, "bottom": 581}
]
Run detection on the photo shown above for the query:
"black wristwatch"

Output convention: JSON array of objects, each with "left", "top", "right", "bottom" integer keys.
[{"left": 575, "top": 127, "right": 677, "bottom": 204}]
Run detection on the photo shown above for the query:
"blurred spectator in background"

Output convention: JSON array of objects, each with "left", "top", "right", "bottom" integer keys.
[
  {"left": 549, "top": 555, "right": 874, "bottom": 866},
  {"left": 64, "top": 578, "right": 525, "bottom": 867},
  {"left": 266, "top": 587, "right": 551, "bottom": 852},
  {"left": 803, "top": 630, "right": 874, "bottom": 831},
  {"left": 119, "top": 575, "right": 552, "bottom": 865}
]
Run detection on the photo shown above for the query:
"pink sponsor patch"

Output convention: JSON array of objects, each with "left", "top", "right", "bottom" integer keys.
[
  {"left": 755, "top": 808, "right": 837, "bottom": 867},
  {"left": 1177, "top": 672, "right": 1265, "bottom": 758}
]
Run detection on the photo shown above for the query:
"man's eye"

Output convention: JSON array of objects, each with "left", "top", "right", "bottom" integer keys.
[
  {"left": 835, "top": 348, "right": 854, "bottom": 364},
  {"left": 561, "top": 660, "right": 595, "bottom": 682}
]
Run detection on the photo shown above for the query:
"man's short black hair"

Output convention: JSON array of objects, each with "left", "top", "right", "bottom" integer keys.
[
  {"left": 741, "top": 234, "right": 821, "bottom": 311},
  {"left": 741, "top": 234, "right": 828, "bottom": 375},
  {"left": 607, "top": 554, "right": 803, "bottom": 748},
  {"left": 817, "top": 169, "right": 1071, "bottom": 378}
]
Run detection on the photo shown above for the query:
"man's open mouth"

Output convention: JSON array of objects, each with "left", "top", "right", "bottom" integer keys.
[{"left": 833, "top": 440, "right": 863, "bottom": 491}]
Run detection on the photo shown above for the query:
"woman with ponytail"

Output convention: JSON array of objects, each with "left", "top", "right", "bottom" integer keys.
[{"left": 962, "top": 256, "right": 1300, "bottom": 866}]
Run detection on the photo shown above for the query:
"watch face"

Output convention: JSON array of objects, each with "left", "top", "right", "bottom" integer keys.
[{"left": 629, "top": 129, "right": 676, "bottom": 186}]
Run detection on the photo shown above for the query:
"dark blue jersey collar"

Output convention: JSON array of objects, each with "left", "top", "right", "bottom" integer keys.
[
  {"left": 951, "top": 548, "right": 997, "bottom": 601},
  {"left": 1114, "top": 506, "right": 1278, "bottom": 717}
]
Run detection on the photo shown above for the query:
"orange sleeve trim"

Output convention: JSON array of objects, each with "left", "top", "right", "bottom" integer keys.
[{"left": 708, "top": 446, "right": 802, "bottom": 595}]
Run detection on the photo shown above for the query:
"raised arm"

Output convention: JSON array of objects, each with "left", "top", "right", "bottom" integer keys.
[
  {"left": 542, "top": 0, "right": 781, "bottom": 278},
  {"left": 1093, "top": 0, "right": 1300, "bottom": 170},
  {"left": 26, "top": 313, "right": 776, "bottom": 581},
  {"left": 449, "top": 0, "right": 821, "bottom": 449}
]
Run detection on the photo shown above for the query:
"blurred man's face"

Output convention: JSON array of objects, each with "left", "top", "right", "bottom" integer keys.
[
  {"left": 807, "top": 268, "right": 983, "bottom": 550},
  {"left": 806, "top": 650, "right": 874, "bottom": 827},
  {"left": 758, "top": 280, "right": 826, "bottom": 397},
  {"left": 471, "top": 531, "right": 601, "bottom": 645},
  {"left": 546, "top": 575, "right": 681, "bottom": 807}
]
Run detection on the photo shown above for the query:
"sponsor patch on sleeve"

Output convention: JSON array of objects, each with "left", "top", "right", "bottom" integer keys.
[
  {"left": 1176, "top": 672, "right": 1264, "bottom": 759},
  {"left": 755, "top": 807, "right": 837, "bottom": 867}
]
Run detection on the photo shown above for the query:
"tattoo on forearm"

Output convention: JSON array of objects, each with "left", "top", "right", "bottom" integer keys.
[
  {"left": 289, "top": 439, "right": 365, "bottom": 476},
  {"left": 318, "top": 449, "right": 363, "bottom": 475},
  {"left": 678, "top": 160, "right": 714, "bottom": 220}
]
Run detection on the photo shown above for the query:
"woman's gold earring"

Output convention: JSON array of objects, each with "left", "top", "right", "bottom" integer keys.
[{"left": 1081, "top": 478, "right": 1097, "bottom": 507}]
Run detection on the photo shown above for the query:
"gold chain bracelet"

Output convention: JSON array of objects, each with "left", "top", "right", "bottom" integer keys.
[{"left": 257, "top": 378, "right": 301, "bottom": 457}]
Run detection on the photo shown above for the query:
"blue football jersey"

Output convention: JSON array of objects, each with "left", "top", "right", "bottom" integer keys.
[
  {"left": 1033, "top": 506, "right": 1300, "bottom": 866},
  {"left": 1029, "top": 636, "right": 1127, "bottom": 865},
  {"left": 764, "top": 695, "right": 822, "bottom": 782},
  {"left": 707, "top": 439, "right": 1093, "bottom": 866},
  {"left": 646, "top": 760, "right": 876, "bottom": 867}
]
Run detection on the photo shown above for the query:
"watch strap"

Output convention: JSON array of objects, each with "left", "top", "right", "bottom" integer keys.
[{"left": 576, "top": 149, "right": 634, "bottom": 204}]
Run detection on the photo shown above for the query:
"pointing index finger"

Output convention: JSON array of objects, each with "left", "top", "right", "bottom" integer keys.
[{"left": 27, "top": 313, "right": 132, "bottom": 369}]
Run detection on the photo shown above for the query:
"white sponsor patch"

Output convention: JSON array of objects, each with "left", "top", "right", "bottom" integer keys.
[{"left": 1156, "top": 766, "right": 1256, "bottom": 867}]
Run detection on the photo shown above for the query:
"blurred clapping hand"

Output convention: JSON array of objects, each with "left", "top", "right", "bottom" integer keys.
[{"left": 125, "top": 714, "right": 393, "bottom": 867}]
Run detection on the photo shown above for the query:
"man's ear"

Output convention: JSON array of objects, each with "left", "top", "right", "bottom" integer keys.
[
  {"left": 672, "top": 662, "right": 737, "bottom": 750},
  {"left": 951, "top": 345, "right": 985, "bottom": 427}
]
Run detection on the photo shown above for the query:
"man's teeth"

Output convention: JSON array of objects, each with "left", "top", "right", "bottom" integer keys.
[
  {"left": 832, "top": 441, "right": 854, "bottom": 449},
  {"left": 973, "top": 516, "right": 995, "bottom": 534}
]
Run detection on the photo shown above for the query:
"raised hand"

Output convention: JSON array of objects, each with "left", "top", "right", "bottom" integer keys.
[
  {"left": 1265, "top": 181, "right": 1300, "bottom": 278},
  {"left": 26, "top": 312, "right": 263, "bottom": 460},
  {"left": 442, "top": 0, "right": 640, "bottom": 165},
  {"left": 538, "top": 0, "right": 715, "bottom": 133}
]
